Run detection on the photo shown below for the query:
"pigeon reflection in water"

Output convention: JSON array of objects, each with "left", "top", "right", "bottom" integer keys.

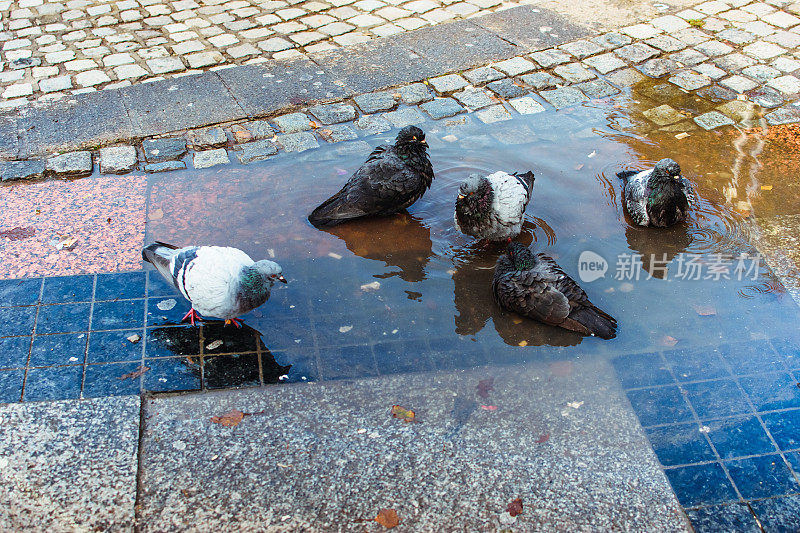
[
  {"left": 624, "top": 223, "right": 693, "bottom": 280},
  {"left": 324, "top": 212, "right": 433, "bottom": 283}
]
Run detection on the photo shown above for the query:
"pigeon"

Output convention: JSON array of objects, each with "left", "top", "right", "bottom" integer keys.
[
  {"left": 454, "top": 171, "right": 535, "bottom": 242},
  {"left": 492, "top": 242, "right": 617, "bottom": 339},
  {"left": 142, "top": 242, "right": 286, "bottom": 327},
  {"left": 308, "top": 125, "right": 434, "bottom": 227},
  {"left": 618, "top": 158, "right": 695, "bottom": 227}
]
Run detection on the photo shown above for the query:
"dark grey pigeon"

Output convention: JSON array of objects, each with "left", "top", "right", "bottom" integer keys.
[
  {"left": 454, "top": 170, "right": 535, "bottom": 241},
  {"left": 618, "top": 158, "right": 695, "bottom": 227},
  {"left": 142, "top": 242, "right": 286, "bottom": 327},
  {"left": 308, "top": 125, "right": 434, "bottom": 227},
  {"left": 492, "top": 242, "right": 617, "bottom": 339}
]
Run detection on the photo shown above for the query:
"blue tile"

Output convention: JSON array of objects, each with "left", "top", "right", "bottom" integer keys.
[
  {"left": 762, "top": 410, "right": 800, "bottom": 450},
  {"left": 0, "top": 306, "right": 36, "bottom": 337},
  {"left": 146, "top": 327, "right": 200, "bottom": 357},
  {"left": 787, "top": 451, "right": 800, "bottom": 474},
  {"left": 241, "top": 314, "right": 313, "bottom": 352},
  {"left": 146, "top": 297, "right": 189, "bottom": 327},
  {"left": 0, "top": 278, "right": 41, "bottom": 306},
  {"left": 269, "top": 349, "right": 316, "bottom": 382},
  {"left": 36, "top": 303, "right": 90, "bottom": 334},
  {"left": 0, "top": 369, "right": 24, "bottom": 402},
  {"left": 663, "top": 346, "right": 730, "bottom": 382},
  {"left": 686, "top": 503, "right": 760, "bottom": 533},
  {"left": 146, "top": 270, "right": 179, "bottom": 297},
  {"left": 706, "top": 416, "right": 777, "bottom": 460},
  {"left": 684, "top": 379, "right": 752, "bottom": 420},
  {"left": 429, "top": 336, "right": 488, "bottom": 370},
  {"left": 95, "top": 271, "right": 146, "bottom": 301},
  {"left": 664, "top": 463, "right": 738, "bottom": 507},
  {"left": 750, "top": 495, "right": 800, "bottom": 533},
  {"left": 741, "top": 373, "right": 800, "bottom": 412},
  {"left": 374, "top": 340, "right": 435, "bottom": 375},
  {"left": 718, "top": 341, "right": 786, "bottom": 375},
  {"left": 92, "top": 300, "right": 145, "bottom": 330},
  {"left": 23, "top": 366, "right": 83, "bottom": 401},
  {"left": 644, "top": 423, "right": 715, "bottom": 466},
  {"left": 200, "top": 322, "right": 260, "bottom": 354},
  {"left": 143, "top": 357, "right": 200, "bottom": 392},
  {"left": 83, "top": 362, "right": 142, "bottom": 398},
  {"left": 771, "top": 338, "right": 800, "bottom": 371},
  {"left": 29, "top": 333, "right": 87, "bottom": 366},
  {"left": 612, "top": 352, "right": 673, "bottom": 389},
  {"left": 625, "top": 386, "right": 694, "bottom": 426},
  {"left": 726, "top": 455, "right": 800, "bottom": 499},
  {"left": 87, "top": 329, "right": 143, "bottom": 363},
  {"left": 318, "top": 344, "right": 378, "bottom": 380},
  {"left": 203, "top": 353, "right": 261, "bottom": 389},
  {"left": 0, "top": 336, "right": 30, "bottom": 369},
  {"left": 313, "top": 314, "right": 377, "bottom": 347},
  {"left": 41, "top": 275, "right": 93, "bottom": 304}
]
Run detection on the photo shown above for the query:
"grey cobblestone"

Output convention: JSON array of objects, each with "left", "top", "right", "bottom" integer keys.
[
  {"left": 553, "top": 63, "right": 595, "bottom": 83},
  {"left": 577, "top": 79, "right": 619, "bottom": 99},
  {"left": 420, "top": 97, "right": 464, "bottom": 119},
  {"left": 640, "top": 58, "right": 680, "bottom": 78},
  {"left": 0, "top": 159, "right": 46, "bottom": 181},
  {"left": 720, "top": 74, "right": 760, "bottom": 92},
  {"left": 353, "top": 91, "right": 397, "bottom": 114},
  {"left": 398, "top": 83, "right": 432, "bottom": 104},
  {"left": 143, "top": 138, "right": 187, "bottom": 163},
  {"left": 559, "top": 39, "right": 604, "bottom": 59},
  {"left": 382, "top": 106, "right": 426, "bottom": 128},
  {"left": 318, "top": 123, "right": 359, "bottom": 142},
  {"left": 46, "top": 151, "right": 93, "bottom": 177},
  {"left": 145, "top": 160, "right": 186, "bottom": 173},
  {"left": 309, "top": 103, "right": 357, "bottom": 124},
  {"left": 614, "top": 42, "right": 660, "bottom": 63},
  {"left": 539, "top": 86, "right": 588, "bottom": 109},
  {"left": 274, "top": 112, "right": 312, "bottom": 133},
  {"left": 355, "top": 114, "right": 392, "bottom": 134},
  {"left": 669, "top": 70, "right": 712, "bottom": 90},
  {"left": 99, "top": 145, "right": 137, "bottom": 174},
  {"left": 463, "top": 66, "right": 504, "bottom": 85},
  {"left": 190, "top": 127, "right": 227, "bottom": 149},
  {"left": 582, "top": 53, "right": 627, "bottom": 75},
  {"left": 529, "top": 49, "right": 571, "bottom": 68},
  {"left": 429, "top": 74, "right": 468, "bottom": 95},
  {"left": 192, "top": 147, "right": 230, "bottom": 168},
  {"left": 694, "top": 110, "right": 735, "bottom": 129},
  {"left": 492, "top": 57, "right": 536, "bottom": 76},
  {"left": 714, "top": 53, "right": 758, "bottom": 71},
  {"left": 234, "top": 139, "right": 278, "bottom": 163},
  {"left": 642, "top": 104, "right": 685, "bottom": 125},
  {"left": 486, "top": 78, "right": 527, "bottom": 99},
  {"left": 452, "top": 88, "right": 494, "bottom": 109},
  {"left": 508, "top": 95, "right": 544, "bottom": 115},
  {"left": 519, "top": 72, "right": 562, "bottom": 90},
  {"left": 279, "top": 131, "right": 320, "bottom": 152},
  {"left": 474, "top": 104, "right": 511, "bottom": 123}
]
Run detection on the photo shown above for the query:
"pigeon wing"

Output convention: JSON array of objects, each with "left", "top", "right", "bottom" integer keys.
[
  {"left": 493, "top": 268, "right": 572, "bottom": 326},
  {"left": 622, "top": 169, "right": 652, "bottom": 226},
  {"left": 180, "top": 247, "right": 254, "bottom": 317},
  {"left": 680, "top": 177, "right": 696, "bottom": 208}
]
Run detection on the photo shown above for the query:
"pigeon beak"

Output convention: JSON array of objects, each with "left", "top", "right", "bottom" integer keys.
[
  {"left": 277, "top": 275, "right": 287, "bottom": 284},
  {"left": 457, "top": 194, "right": 465, "bottom": 200},
  {"left": 420, "top": 139, "right": 428, "bottom": 147}
]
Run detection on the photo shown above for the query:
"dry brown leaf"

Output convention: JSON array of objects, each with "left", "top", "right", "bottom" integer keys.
[
  {"left": 660, "top": 335, "right": 678, "bottom": 347},
  {"left": 375, "top": 508, "right": 399, "bottom": 529},
  {"left": 507, "top": 498, "right": 523, "bottom": 517},
  {"left": 119, "top": 365, "right": 149, "bottom": 380},
  {"left": 211, "top": 409, "right": 245, "bottom": 427}
]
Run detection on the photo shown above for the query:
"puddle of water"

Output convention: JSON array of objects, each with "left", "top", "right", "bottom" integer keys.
[{"left": 144, "top": 89, "right": 800, "bottom": 382}]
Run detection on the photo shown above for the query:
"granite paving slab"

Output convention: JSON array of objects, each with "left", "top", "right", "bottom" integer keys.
[
  {"left": 137, "top": 360, "right": 688, "bottom": 531},
  {"left": 472, "top": 6, "right": 591, "bottom": 52},
  {"left": 0, "top": 396, "right": 140, "bottom": 531}
]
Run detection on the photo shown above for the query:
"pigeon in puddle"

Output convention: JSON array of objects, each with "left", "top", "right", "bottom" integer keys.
[
  {"left": 308, "top": 125, "right": 434, "bottom": 227},
  {"left": 618, "top": 158, "right": 695, "bottom": 227},
  {"left": 492, "top": 242, "right": 617, "bottom": 339},
  {"left": 142, "top": 242, "right": 286, "bottom": 327},
  {"left": 454, "top": 171, "right": 535, "bottom": 242}
]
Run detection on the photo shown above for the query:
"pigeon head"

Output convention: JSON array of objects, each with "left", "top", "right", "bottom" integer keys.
[
  {"left": 395, "top": 126, "right": 428, "bottom": 148},
  {"left": 456, "top": 175, "right": 493, "bottom": 219},
  {"left": 506, "top": 242, "right": 535, "bottom": 270},
  {"left": 242, "top": 260, "right": 286, "bottom": 292},
  {"left": 654, "top": 158, "right": 682, "bottom": 180}
]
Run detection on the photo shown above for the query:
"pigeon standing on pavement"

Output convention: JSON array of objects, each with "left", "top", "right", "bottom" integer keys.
[
  {"left": 492, "top": 242, "right": 617, "bottom": 339},
  {"left": 454, "top": 171, "right": 535, "bottom": 242},
  {"left": 308, "top": 125, "right": 434, "bottom": 227},
  {"left": 142, "top": 242, "right": 286, "bottom": 327},
  {"left": 618, "top": 158, "right": 695, "bottom": 227}
]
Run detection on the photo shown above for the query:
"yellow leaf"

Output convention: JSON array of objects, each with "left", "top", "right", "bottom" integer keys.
[
  {"left": 391, "top": 405, "right": 416, "bottom": 423},
  {"left": 518, "top": 340, "right": 528, "bottom": 347},
  {"left": 761, "top": 185, "right": 773, "bottom": 191}
]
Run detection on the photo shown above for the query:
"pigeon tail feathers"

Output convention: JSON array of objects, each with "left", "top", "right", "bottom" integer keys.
[
  {"left": 565, "top": 305, "right": 617, "bottom": 339},
  {"left": 617, "top": 170, "right": 639, "bottom": 182},
  {"left": 515, "top": 171, "right": 535, "bottom": 199}
]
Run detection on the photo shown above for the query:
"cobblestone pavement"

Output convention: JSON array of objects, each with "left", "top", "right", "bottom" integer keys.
[{"left": 0, "top": 0, "right": 567, "bottom": 108}]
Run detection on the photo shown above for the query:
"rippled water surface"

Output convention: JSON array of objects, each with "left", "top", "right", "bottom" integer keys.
[{"left": 145, "top": 88, "right": 800, "bottom": 383}]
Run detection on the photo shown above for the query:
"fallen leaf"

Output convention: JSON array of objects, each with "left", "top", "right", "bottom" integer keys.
[
  {"left": 0, "top": 226, "right": 36, "bottom": 241},
  {"left": 57, "top": 235, "right": 78, "bottom": 250},
  {"left": 361, "top": 281, "right": 381, "bottom": 292},
  {"left": 480, "top": 405, "right": 497, "bottom": 411},
  {"left": 206, "top": 339, "right": 223, "bottom": 350},
  {"left": 149, "top": 208, "right": 164, "bottom": 221},
  {"left": 675, "top": 132, "right": 690, "bottom": 139},
  {"left": 761, "top": 185, "right": 773, "bottom": 191},
  {"left": 375, "top": 508, "right": 399, "bottom": 529},
  {"left": 574, "top": 163, "right": 584, "bottom": 171},
  {"left": 692, "top": 304, "right": 716, "bottom": 316},
  {"left": 587, "top": 150, "right": 597, "bottom": 158},
  {"left": 210, "top": 409, "right": 245, "bottom": 427},
  {"left": 518, "top": 340, "right": 528, "bottom": 347},
  {"left": 661, "top": 335, "right": 678, "bottom": 347},
  {"left": 157, "top": 299, "right": 177, "bottom": 311},
  {"left": 536, "top": 433, "right": 550, "bottom": 443},
  {"left": 119, "top": 365, "right": 149, "bottom": 380},
  {"left": 339, "top": 325, "right": 353, "bottom": 333},
  {"left": 511, "top": 317, "right": 523, "bottom": 325},
  {"left": 476, "top": 377, "right": 494, "bottom": 399},
  {"left": 126, "top": 334, "right": 141, "bottom": 344},
  {"left": 507, "top": 498, "right": 523, "bottom": 517},
  {"left": 391, "top": 405, "right": 416, "bottom": 423},
  {"left": 567, "top": 401, "right": 584, "bottom": 409},
  {"left": 309, "top": 120, "right": 320, "bottom": 129}
]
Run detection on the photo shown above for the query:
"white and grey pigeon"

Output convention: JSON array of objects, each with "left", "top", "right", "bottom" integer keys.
[
  {"left": 142, "top": 242, "right": 286, "bottom": 327},
  {"left": 618, "top": 158, "right": 695, "bottom": 227},
  {"left": 454, "top": 171, "right": 535, "bottom": 242}
]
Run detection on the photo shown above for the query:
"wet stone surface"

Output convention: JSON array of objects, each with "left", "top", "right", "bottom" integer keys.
[
  {"left": 142, "top": 138, "right": 187, "bottom": 164},
  {"left": 45, "top": 151, "right": 93, "bottom": 178},
  {"left": 0, "top": 160, "right": 46, "bottom": 182}
]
